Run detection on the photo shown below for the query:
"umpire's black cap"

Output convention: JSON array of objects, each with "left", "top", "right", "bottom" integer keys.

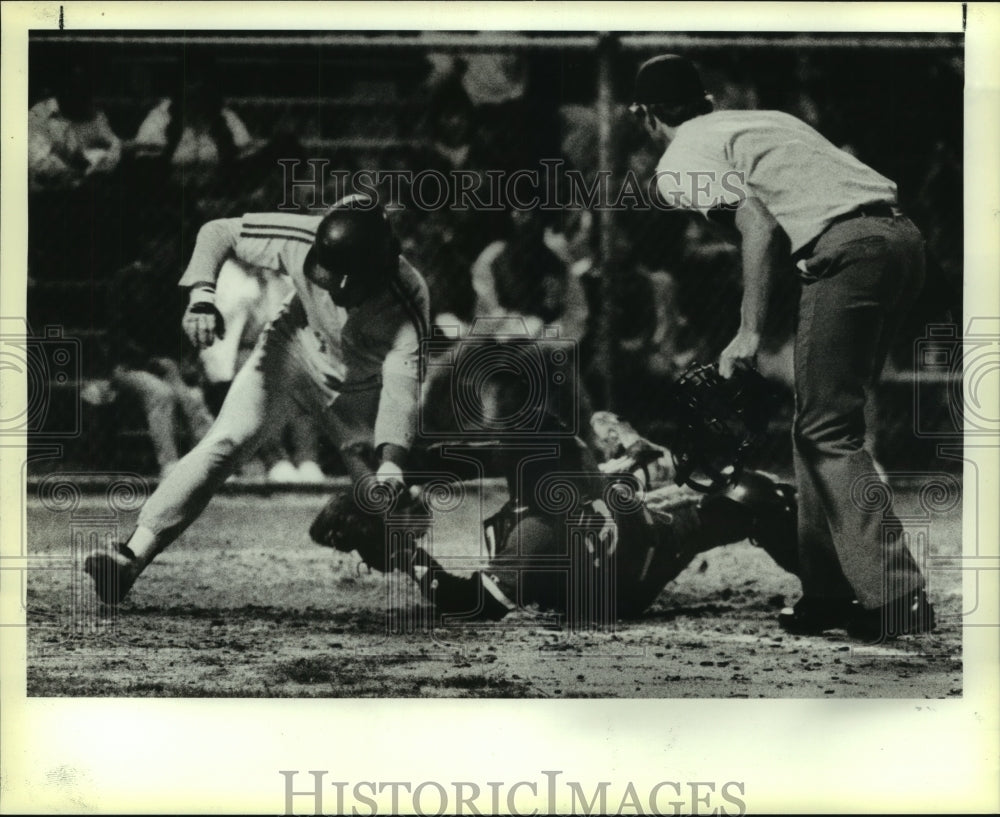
[{"left": 632, "top": 54, "right": 707, "bottom": 107}]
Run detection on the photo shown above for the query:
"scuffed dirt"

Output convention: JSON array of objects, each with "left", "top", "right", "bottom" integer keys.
[{"left": 25, "top": 487, "right": 962, "bottom": 698}]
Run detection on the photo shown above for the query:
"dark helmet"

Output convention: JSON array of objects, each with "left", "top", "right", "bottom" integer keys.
[
  {"left": 303, "top": 194, "right": 400, "bottom": 307},
  {"left": 632, "top": 53, "right": 706, "bottom": 108}
]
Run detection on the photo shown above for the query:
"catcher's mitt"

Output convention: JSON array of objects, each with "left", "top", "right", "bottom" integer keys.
[
  {"left": 669, "top": 362, "right": 776, "bottom": 493},
  {"left": 309, "top": 479, "right": 432, "bottom": 573}
]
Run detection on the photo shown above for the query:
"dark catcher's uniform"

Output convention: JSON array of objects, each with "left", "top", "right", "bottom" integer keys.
[{"left": 465, "top": 415, "right": 798, "bottom": 623}]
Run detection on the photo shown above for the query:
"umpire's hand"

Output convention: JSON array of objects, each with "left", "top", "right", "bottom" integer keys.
[
  {"left": 183, "top": 293, "right": 226, "bottom": 350},
  {"left": 719, "top": 329, "right": 761, "bottom": 379}
]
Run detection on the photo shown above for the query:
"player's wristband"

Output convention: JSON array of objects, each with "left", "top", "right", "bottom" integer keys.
[{"left": 188, "top": 282, "right": 217, "bottom": 305}]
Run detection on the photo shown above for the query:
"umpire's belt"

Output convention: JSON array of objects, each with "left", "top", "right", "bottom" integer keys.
[{"left": 793, "top": 201, "right": 903, "bottom": 271}]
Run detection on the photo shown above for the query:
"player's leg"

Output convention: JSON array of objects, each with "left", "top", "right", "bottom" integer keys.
[
  {"left": 396, "top": 546, "right": 514, "bottom": 622},
  {"left": 487, "top": 511, "right": 568, "bottom": 615},
  {"left": 782, "top": 434, "right": 858, "bottom": 632},
  {"left": 623, "top": 475, "right": 794, "bottom": 617},
  {"left": 579, "top": 468, "right": 801, "bottom": 619},
  {"left": 614, "top": 500, "right": 704, "bottom": 618},
  {"left": 480, "top": 497, "right": 693, "bottom": 623},
  {"left": 84, "top": 316, "right": 301, "bottom": 603},
  {"left": 791, "top": 217, "right": 931, "bottom": 636},
  {"left": 482, "top": 499, "right": 688, "bottom": 621}
]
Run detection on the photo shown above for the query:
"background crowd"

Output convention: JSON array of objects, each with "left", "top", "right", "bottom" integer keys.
[{"left": 26, "top": 35, "right": 963, "bottom": 478}]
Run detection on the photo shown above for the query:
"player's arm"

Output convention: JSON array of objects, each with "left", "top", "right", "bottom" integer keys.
[
  {"left": 372, "top": 307, "right": 426, "bottom": 485},
  {"left": 719, "top": 197, "right": 788, "bottom": 378},
  {"left": 563, "top": 435, "right": 621, "bottom": 556},
  {"left": 179, "top": 218, "right": 242, "bottom": 349}
]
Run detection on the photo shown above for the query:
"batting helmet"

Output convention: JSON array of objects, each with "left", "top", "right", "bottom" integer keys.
[{"left": 303, "top": 194, "right": 400, "bottom": 307}]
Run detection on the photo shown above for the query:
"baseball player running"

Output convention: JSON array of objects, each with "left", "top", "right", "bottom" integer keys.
[
  {"left": 84, "top": 195, "right": 429, "bottom": 604},
  {"left": 630, "top": 54, "right": 933, "bottom": 641}
]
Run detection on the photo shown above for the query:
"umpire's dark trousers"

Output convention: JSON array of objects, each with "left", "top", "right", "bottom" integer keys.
[{"left": 793, "top": 207, "right": 926, "bottom": 609}]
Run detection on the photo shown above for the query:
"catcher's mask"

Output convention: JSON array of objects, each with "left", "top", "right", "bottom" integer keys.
[
  {"left": 669, "top": 362, "right": 776, "bottom": 492},
  {"left": 303, "top": 194, "right": 400, "bottom": 308}
]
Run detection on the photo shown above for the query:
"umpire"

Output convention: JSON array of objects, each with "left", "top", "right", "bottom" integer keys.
[{"left": 631, "top": 54, "right": 934, "bottom": 641}]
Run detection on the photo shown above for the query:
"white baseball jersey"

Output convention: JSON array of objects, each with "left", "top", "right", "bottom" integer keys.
[{"left": 179, "top": 212, "right": 429, "bottom": 450}]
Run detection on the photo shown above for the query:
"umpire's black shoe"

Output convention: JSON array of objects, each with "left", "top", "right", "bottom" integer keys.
[
  {"left": 846, "top": 589, "right": 936, "bottom": 644},
  {"left": 777, "top": 596, "right": 856, "bottom": 635}
]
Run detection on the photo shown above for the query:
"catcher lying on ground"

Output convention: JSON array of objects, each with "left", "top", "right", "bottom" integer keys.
[{"left": 310, "top": 361, "right": 800, "bottom": 625}]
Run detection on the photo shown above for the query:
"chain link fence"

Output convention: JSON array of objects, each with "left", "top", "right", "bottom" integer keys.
[{"left": 25, "top": 32, "right": 964, "bottom": 477}]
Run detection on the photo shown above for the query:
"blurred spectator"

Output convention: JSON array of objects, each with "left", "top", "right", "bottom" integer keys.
[
  {"left": 422, "top": 74, "right": 478, "bottom": 170},
  {"left": 426, "top": 47, "right": 527, "bottom": 106},
  {"left": 470, "top": 208, "right": 588, "bottom": 342},
  {"left": 420, "top": 208, "right": 592, "bottom": 440},
  {"left": 402, "top": 76, "right": 510, "bottom": 312},
  {"left": 28, "top": 64, "right": 123, "bottom": 192},
  {"left": 424, "top": 45, "right": 530, "bottom": 171},
  {"left": 258, "top": 412, "right": 325, "bottom": 483},
  {"left": 110, "top": 357, "right": 214, "bottom": 479},
  {"left": 129, "top": 51, "right": 307, "bottom": 227},
  {"left": 133, "top": 68, "right": 252, "bottom": 172},
  {"left": 89, "top": 261, "right": 214, "bottom": 478},
  {"left": 419, "top": 56, "right": 535, "bottom": 201},
  {"left": 590, "top": 235, "right": 694, "bottom": 424},
  {"left": 671, "top": 218, "right": 744, "bottom": 364},
  {"left": 28, "top": 61, "right": 131, "bottom": 280}
]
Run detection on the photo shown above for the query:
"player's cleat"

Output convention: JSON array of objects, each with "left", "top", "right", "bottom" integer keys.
[
  {"left": 83, "top": 541, "right": 141, "bottom": 605},
  {"left": 846, "top": 589, "right": 936, "bottom": 643},
  {"left": 778, "top": 595, "right": 857, "bottom": 635},
  {"left": 477, "top": 572, "right": 517, "bottom": 620}
]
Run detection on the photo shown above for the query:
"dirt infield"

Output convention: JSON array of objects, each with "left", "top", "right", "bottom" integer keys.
[{"left": 25, "top": 484, "right": 962, "bottom": 698}]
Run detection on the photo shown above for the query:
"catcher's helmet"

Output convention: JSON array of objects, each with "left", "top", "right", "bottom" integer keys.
[
  {"left": 304, "top": 194, "right": 399, "bottom": 307},
  {"left": 669, "top": 362, "right": 776, "bottom": 492}
]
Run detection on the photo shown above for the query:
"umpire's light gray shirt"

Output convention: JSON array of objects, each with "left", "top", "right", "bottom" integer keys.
[{"left": 655, "top": 110, "right": 898, "bottom": 253}]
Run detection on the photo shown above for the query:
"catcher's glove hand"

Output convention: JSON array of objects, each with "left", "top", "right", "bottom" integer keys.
[{"left": 309, "top": 479, "right": 432, "bottom": 573}]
